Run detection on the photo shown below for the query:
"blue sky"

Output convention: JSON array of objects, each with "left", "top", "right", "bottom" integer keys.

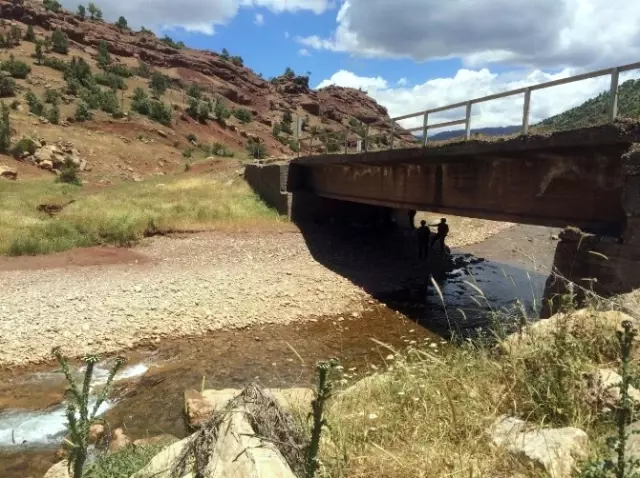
[{"left": 66, "top": 0, "right": 640, "bottom": 130}]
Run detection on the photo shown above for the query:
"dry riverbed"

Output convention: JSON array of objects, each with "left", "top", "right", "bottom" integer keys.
[{"left": 0, "top": 217, "right": 513, "bottom": 367}]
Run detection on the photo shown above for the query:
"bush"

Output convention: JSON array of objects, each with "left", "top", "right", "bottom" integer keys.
[
  {"left": 88, "top": 2, "right": 102, "bottom": 21},
  {"left": 64, "top": 57, "right": 92, "bottom": 86},
  {"left": 283, "top": 67, "right": 295, "bottom": 78},
  {"left": 221, "top": 48, "right": 229, "bottom": 59},
  {"left": 246, "top": 138, "right": 266, "bottom": 159},
  {"left": 25, "top": 90, "right": 44, "bottom": 116},
  {"left": 272, "top": 123, "right": 281, "bottom": 138},
  {"left": 107, "top": 63, "right": 133, "bottom": 78},
  {"left": 11, "top": 137, "right": 37, "bottom": 158},
  {"left": 1, "top": 56, "right": 31, "bottom": 79},
  {"left": 24, "top": 24, "right": 36, "bottom": 42},
  {"left": 0, "top": 102, "right": 10, "bottom": 154},
  {"left": 43, "top": 0, "right": 61, "bottom": 12},
  {"left": 57, "top": 158, "right": 82, "bottom": 185},
  {"left": 186, "top": 133, "right": 197, "bottom": 143},
  {"left": 160, "top": 35, "right": 184, "bottom": 49},
  {"left": 79, "top": 85, "right": 101, "bottom": 109},
  {"left": 149, "top": 72, "right": 168, "bottom": 97},
  {"left": 211, "top": 141, "right": 234, "bottom": 157},
  {"left": 10, "top": 99, "right": 19, "bottom": 110},
  {"left": 148, "top": 100, "right": 172, "bottom": 125},
  {"left": 34, "top": 41, "right": 44, "bottom": 64},
  {"left": 47, "top": 103, "right": 60, "bottom": 124},
  {"left": 44, "top": 89, "right": 60, "bottom": 104},
  {"left": 233, "top": 108, "right": 252, "bottom": 124},
  {"left": 51, "top": 29, "right": 69, "bottom": 54},
  {"left": 94, "top": 72, "right": 126, "bottom": 90},
  {"left": 182, "top": 148, "right": 193, "bottom": 159},
  {"left": 135, "top": 60, "right": 151, "bottom": 78},
  {"left": 131, "top": 87, "right": 150, "bottom": 115},
  {"left": 77, "top": 4, "right": 86, "bottom": 19},
  {"left": 97, "top": 40, "right": 111, "bottom": 70},
  {"left": 230, "top": 56, "right": 243, "bottom": 67},
  {"left": 42, "top": 56, "right": 68, "bottom": 72},
  {"left": 99, "top": 89, "right": 121, "bottom": 115},
  {"left": 289, "top": 139, "right": 300, "bottom": 152},
  {"left": 0, "top": 76, "right": 16, "bottom": 97},
  {"left": 280, "top": 120, "right": 293, "bottom": 135},
  {"left": 187, "top": 83, "right": 201, "bottom": 99},
  {"left": 214, "top": 100, "right": 231, "bottom": 123},
  {"left": 9, "top": 25, "right": 21, "bottom": 47},
  {"left": 75, "top": 101, "right": 92, "bottom": 121}
]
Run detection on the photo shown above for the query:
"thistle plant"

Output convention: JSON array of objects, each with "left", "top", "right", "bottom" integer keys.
[{"left": 53, "top": 347, "right": 125, "bottom": 478}]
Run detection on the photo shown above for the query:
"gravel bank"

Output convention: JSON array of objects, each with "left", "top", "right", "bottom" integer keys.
[{"left": 0, "top": 233, "right": 369, "bottom": 366}]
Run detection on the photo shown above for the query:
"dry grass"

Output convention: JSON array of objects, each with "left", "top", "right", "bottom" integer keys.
[
  {"left": 316, "top": 304, "right": 632, "bottom": 478},
  {"left": 0, "top": 170, "right": 285, "bottom": 255}
]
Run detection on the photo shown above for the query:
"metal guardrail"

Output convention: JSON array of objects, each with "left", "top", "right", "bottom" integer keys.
[{"left": 297, "top": 61, "right": 640, "bottom": 157}]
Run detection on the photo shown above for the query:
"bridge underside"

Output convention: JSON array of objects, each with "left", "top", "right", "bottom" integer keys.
[{"left": 291, "top": 124, "right": 640, "bottom": 234}]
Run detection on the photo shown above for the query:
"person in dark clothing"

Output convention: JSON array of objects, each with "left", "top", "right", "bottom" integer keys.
[
  {"left": 417, "top": 220, "right": 431, "bottom": 260},
  {"left": 430, "top": 218, "right": 449, "bottom": 254},
  {"left": 408, "top": 209, "right": 417, "bottom": 230}
]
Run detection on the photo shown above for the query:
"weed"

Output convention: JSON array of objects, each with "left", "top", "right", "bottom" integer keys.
[
  {"left": 53, "top": 347, "right": 125, "bottom": 478},
  {"left": 84, "top": 439, "right": 176, "bottom": 478}
]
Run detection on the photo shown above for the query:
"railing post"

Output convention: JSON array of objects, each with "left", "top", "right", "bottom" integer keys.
[
  {"left": 522, "top": 88, "right": 531, "bottom": 135},
  {"left": 465, "top": 101, "right": 472, "bottom": 140},
  {"left": 390, "top": 121, "right": 395, "bottom": 150},
  {"left": 344, "top": 128, "right": 349, "bottom": 154},
  {"left": 422, "top": 112, "right": 429, "bottom": 146},
  {"left": 364, "top": 125, "right": 369, "bottom": 153},
  {"left": 609, "top": 67, "right": 620, "bottom": 121}
]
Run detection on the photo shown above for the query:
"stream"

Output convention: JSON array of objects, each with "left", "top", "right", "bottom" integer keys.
[{"left": 0, "top": 225, "right": 557, "bottom": 477}]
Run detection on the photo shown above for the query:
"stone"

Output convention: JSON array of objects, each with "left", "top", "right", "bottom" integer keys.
[
  {"left": 586, "top": 368, "right": 640, "bottom": 410},
  {"left": 40, "top": 159, "right": 54, "bottom": 171},
  {"left": 156, "top": 129, "right": 168, "bottom": 138},
  {"left": 109, "top": 428, "right": 131, "bottom": 452},
  {"left": 489, "top": 416, "right": 588, "bottom": 478},
  {"left": 89, "top": 423, "right": 105, "bottom": 444},
  {"left": 184, "top": 387, "right": 313, "bottom": 428},
  {"left": 43, "top": 460, "right": 71, "bottom": 478},
  {"left": 130, "top": 436, "right": 192, "bottom": 478},
  {"left": 0, "top": 165, "right": 17, "bottom": 180}
]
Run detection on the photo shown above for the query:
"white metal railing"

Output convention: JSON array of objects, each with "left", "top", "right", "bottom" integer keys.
[{"left": 297, "top": 61, "right": 640, "bottom": 157}]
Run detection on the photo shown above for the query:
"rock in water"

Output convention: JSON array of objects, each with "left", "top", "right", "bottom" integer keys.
[{"left": 489, "top": 416, "right": 588, "bottom": 478}]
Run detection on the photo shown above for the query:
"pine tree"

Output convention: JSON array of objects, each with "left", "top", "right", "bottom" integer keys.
[
  {"left": 0, "top": 102, "right": 11, "bottom": 154},
  {"left": 24, "top": 24, "right": 35, "bottom": 42}
]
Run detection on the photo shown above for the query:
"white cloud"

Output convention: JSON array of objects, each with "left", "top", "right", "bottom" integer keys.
[
  {"left": 316, "top": 68, "right": 640, "bottom": 133},
  {"left": 299, "top": 48, "right": 311, "bottom": 56},
  {"left": 254, "top": 13, "right": 264, "bottom": 25},
  {"left": 397, "top": 78, "right": 408, "bottom": 86},
  {"left": 60, "top": 0, "right": 331, "bottom": 34},
  {"left": 284, "top": 31, "right": 290, "bottom": 39},
  {"left": 298, "top": 0, "right": 640, "bottom": 69}
]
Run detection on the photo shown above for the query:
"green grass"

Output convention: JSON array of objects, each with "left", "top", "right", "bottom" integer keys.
[
  {"left": 84, "top": 440, "right": 175, "bottom": 478},
  {"left": 0, "top": 172, "right": 284, "bottom": 256}
]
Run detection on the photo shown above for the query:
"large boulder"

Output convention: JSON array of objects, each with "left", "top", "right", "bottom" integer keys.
[
  {"left": 43, "top": 460, "right": 71, "bottom": 478},
  {"left": 489, "top": 416, "right": 588, "bottom": 478},
  {"left": 130, "top": 436, "right": 192, "bottom": 478},
  {"left": 184, "top": 388, "right": 313, "bottom": 428}
]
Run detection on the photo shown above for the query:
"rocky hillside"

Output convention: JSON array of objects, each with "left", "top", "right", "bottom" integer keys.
[
  {"left": 0, "top": 0, "right": 412, "bottom": 183},
  {"left": 539, "top": 78, "right": 640, "bottom": 130}
]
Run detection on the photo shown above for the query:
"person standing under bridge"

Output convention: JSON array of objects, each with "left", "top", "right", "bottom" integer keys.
[
  {"left": 430, "top": 218, "right": 449, "bottom": 255},
  {"left": 417, "top": 220, "right": 431, "bottom": 260}
]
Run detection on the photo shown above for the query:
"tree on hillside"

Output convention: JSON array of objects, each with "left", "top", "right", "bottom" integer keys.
[
  {"left": 24, "top": 24, "right": 35, "bottom": 42},
  {"left": 43, "top": 0, "right": 61, "bottom": 12},
  {"left": 149, "top": 72, "right": 168, "bottom": 98},
  {"left": 77, "top": 5, "right": 86, "bottom": 19},
  {"left": 221, "top": 48, "right": 229, "bottom": 59},
  {"left": 115, "top": 16, "right": 128, "bottom": 30},
  {"left": 97, "top": 40, "right": 111, "bottom": 70},
  {"left": 283, "top": 67, "right": 295, "bottom": 78},
  {"left": 43, "top": 36, "right": 51, "bottom": 53},
  {"left": 51, "top": 29, "right": 68, "bottom": 54},
  {"left": 87, "top": 2, "right": 102, "bottom": 20},
  {"left": 34, "top": 40, "right": 43, "bottom": 64},
  {"left": 9, "top": 25, "right": 21, "bottom": 46}
]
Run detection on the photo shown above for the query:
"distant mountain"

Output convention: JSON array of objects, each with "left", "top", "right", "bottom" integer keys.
[
  {"left": 427, "top": 125, "right": 521, "bottom": 141},
  {"left": 539, "top": 78, "right": 640, "bottom": 130}
]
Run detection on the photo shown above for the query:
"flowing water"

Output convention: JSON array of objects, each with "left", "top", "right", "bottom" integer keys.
[{"left": 0, "top": 225, "right": 557, "bottom": 477}]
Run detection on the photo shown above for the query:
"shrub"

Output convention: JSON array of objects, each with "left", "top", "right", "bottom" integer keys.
[
  {"left": 25, "top": 90, "right": 44, "bottom": 116},
  {"left": 24, "top": 24, "right": 35, "bottom": 42},
  {"left": 148, "top": 100, "right": 172, "bottom": 125},
  {"left": 282, "top": 109, "right": 293, "bottom": 124},
  {"left": 79, "top": 86, "right": 101, "bottom": 109},
  {"left": 0, "top": 76, "right": 16, "bottom": 97},
  {"left": 43, "top": 0, "right": 61, "bottom": 12},
  {"left": 149, "top": 72, "right": 168, "bottom": 97},
  {"left": 11, "top": 137, "right": 37, "bottom": 158},
  {"left": 160, "top": 35, "right": 184, "bottom": 49},
  {"left": 88, "top": 2, "right": 102, "bottom": 20},
  {"left": 64, "top": 57, "right": 93, "bottom": 87},
  {"left": 115, "top": 16, "right": 128, "bottom": 30},
  {"left": 94, "top": 72, "right": 126, "bottom": 90},
  {"left": 97, "top": 40, "right": 111, "bottom": 70},
  {"left": 136, "top": 60, "right": 151, "bottom": 78},
  {"left": 187, "top": 83, "right": 201, "bottom": 99},
  {"left": 107, "top": 63, "right": 133, "bottom": 78},
  {"left": 221, "top": 48, "right": 229, "bottom": 59},
  {"left": 1, "top": 56, "right": 31, "bottom": 79},
  {"left": 289, "top": 138, "right": 300, "bottom": 152},
  {"left": 9, "top": 25, "right": 22, "bottom": 46},
  {"left": 77, "top": 4, "right": 86, "bottom": 19},
  {"left": 131, "top": 87, "right": 150, "bottom": 115},
  {"left": 99, "top": 89, "right": 121, "bottom": 115},
  {"left": 51, "top": 29, "right": 69, "bottom": 54},
  {"left": 41, "top": 55, "right": 68, "bottom": 72},
  {"left": 214, "top": 100, "right": 231, "bottom": 123},
  {"left": 9, "top": 99, "right": 19, "bottom": 110},
  {"left": 246, "top": 138, "right": 266, "bottom": 159},
  {"left": 233, "top": 107, "right": 252, "bottom": 124},
  {"left": 186, "top": 133, "right": 197, "bottom": 143},
  {"left": 47, "top": 103, "right": 60, "bottom": 124},
  {"left": 272, "top": 123, "right": 281, "bottom": 138},
  {"left": 182, "top": 148, "right": 193, "bottom": 159},
  {"left": 0, "top": 102, "right": 10, "bottom": 154},
  {"left": 230, "top": 56, "right": 243, "bottom": 67},
  {"left": 211, "top": 141, "right": 234, "bottom": 157},
  {"left": 283, "top": 67, "right": 295, "bottom": 78},
  {"left": 139, "top": 26, "right": 154, "bottom": 35},
  {"left": 34, "top": 41, "right": 44, "bottom": 64},
  {"left": 74, "top": 101, "right": 92, "bottom": 121},
  {"left": 44, "top": 88, "right": 59, "bottom": 104},
  {"left": 280, "top": 120, "right": 293, "bottom": 135}
]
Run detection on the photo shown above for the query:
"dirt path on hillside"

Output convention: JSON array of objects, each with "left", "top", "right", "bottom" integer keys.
[{"left": 0, "top": 219, "right": 514, "bottom": 367}]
